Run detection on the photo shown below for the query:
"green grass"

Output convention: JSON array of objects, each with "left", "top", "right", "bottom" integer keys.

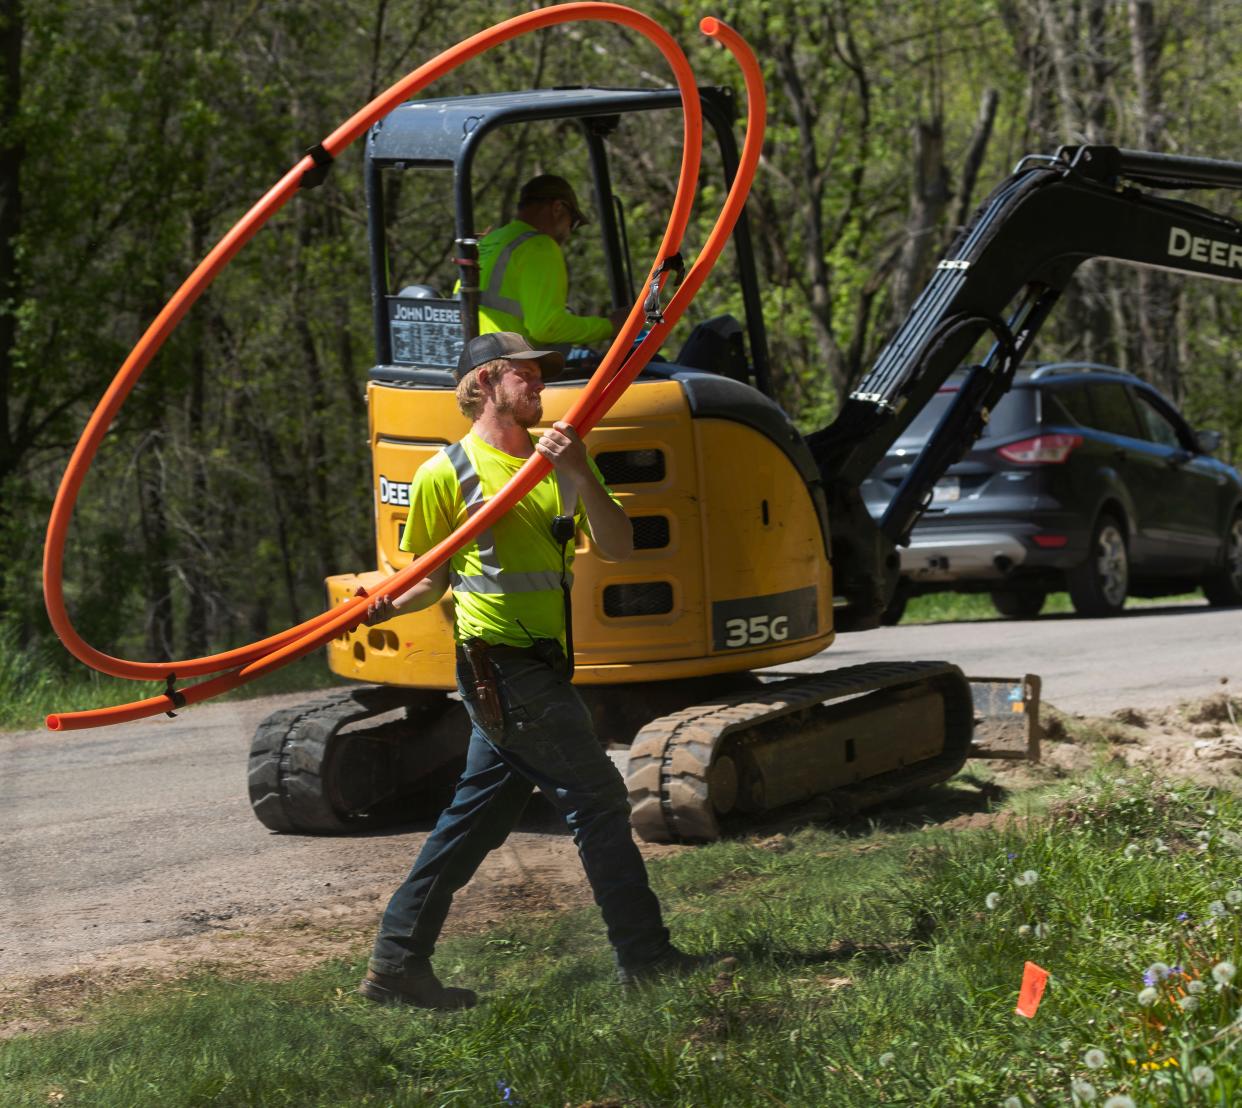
[
  {"left": 902, "top": 590, "right": 1206, "bottom": 624},
  {"left": 0, "top": 625, "right": 347, "bottom": 731},
  {"left": 3, "top": 770, "right": 1239, "bottom": 1106}
]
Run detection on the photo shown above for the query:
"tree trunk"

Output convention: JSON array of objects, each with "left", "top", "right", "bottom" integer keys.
[
  {"left": 1127, "top": 0, "right": 1181, "bottom": 399},
  {"left": 136, "top": 428, "right": 175, "bottom": 663},
  {"left": 0, "top": 0, "right": 22, "bottom": 490},
  {"left": 947, "top": 89, "right": 998, "bottom": 247},
  {"left": 184, "top": 199, "right": 210, "bottom": 658},
  {"left": 890, "top": 116, "right": 950, "bottom": 320}
]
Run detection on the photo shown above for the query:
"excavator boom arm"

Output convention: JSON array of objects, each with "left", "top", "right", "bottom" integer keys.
[{"left": 813, "top": 145, "right": 1242, "bottom": 628}]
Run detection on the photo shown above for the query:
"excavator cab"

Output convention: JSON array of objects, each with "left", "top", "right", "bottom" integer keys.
[{"left": 365, "top": 86, "right": 771, "bottom": 387}]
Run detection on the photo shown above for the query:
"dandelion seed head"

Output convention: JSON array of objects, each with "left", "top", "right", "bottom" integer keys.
[
  {"left": 1083, "top": 1048, "right": 1107, "bottom": 1070},
  {"left": 1018, "top": 924, "right": 1032, "bottom": 938},
  {"left": 1186, "top": 979, "right": 1206, "bottom": 994},
  {"left": 1209, "top": 900, "right": 1227, "bottom": 916},
  {"left": 986, "top": 892, "right": 1002, "bottom": 910},
  {"left": 1003, "top": 1097, "right": 1023, "bottom": 1108},
  {"left": 1103, "top": 1097, "right": 1135, "bottom": 1108},
  {"left": 1145, "top": 962, "right": 1170, "bottom": 980},
  {"left": 1178, "top": 994, "right": 1199, "bottom": 1011},
  {"left": 1123, "top": 843, "right": 1140, "bottom": 859},
  {"left": 1226, "top": 888, "right": 1242, "bottom": 906},
  {"left": 1022, "top": 869, "right": 1039, "bottom": 885},
  {"left": 1191, "top": 1064, "right": 1215, "bottom": 1087},
  {"left": 1213, "top": 961, "right": 1237, "bottom": 984},
  {"left": 1072, "top": 1077, "right": 1097, "bottom": 1102},
  {"left": 1138, "top": 987, "right": 1158, "bottom": 1006},
  {"left": 878, "top": 1051, "right": 895, "bottom": 1067}
]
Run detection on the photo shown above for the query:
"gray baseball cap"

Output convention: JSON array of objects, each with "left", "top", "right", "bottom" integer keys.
[{"left": 455, "top": 331, "right": 565, "bottom": 381}]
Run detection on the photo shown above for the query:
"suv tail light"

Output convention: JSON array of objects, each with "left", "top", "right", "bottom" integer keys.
[{"left": 996, "top": 433, "right": 1083, "bottom": 464}]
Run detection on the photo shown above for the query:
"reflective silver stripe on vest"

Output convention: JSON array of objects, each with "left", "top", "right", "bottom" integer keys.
[
  {"left": 478, "top": 230, "right": 539, "bottom": 318},
  {"left": 443, "top": 440, "right": 570, "bottom": 595}
]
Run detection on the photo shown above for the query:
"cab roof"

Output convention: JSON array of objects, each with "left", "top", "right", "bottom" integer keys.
[{"left": 366, "top": 85, "right": 734, "bottom": 166}]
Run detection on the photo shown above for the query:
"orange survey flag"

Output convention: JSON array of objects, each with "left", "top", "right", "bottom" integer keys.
[{"left": 1015, "top": 962, "right": 1049, "bottom": 1017}]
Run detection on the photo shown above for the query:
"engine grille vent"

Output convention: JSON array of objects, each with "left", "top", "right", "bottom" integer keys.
[
  {"left": 603, "top": 582, "right": 674, "bottom": 617},
  {"left": 595, "top": 448, "right": 666, "bottom": 485},
  {"left": 630, "top": 515, "right": 671, "bottom": 550}
]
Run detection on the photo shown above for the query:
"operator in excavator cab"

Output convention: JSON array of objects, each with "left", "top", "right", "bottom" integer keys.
[
  {"left": 357, "top": 331, "right": 720, "bottom": 1009},
  {"left": 474, "top": 174, "right": 628, "bottom": 359}
]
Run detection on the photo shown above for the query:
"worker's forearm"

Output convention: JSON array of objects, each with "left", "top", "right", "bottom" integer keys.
[
  {"left": 392, "top": 575, "right": 446, "bottom": 612},
  {"left": 369, "top": 564, "right": 449, "bottom": 624},
  {"left": 578, "top": 478, "right": 633, "bottom": 561}
]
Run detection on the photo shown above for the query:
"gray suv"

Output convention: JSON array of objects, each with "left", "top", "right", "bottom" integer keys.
[{"left": 862, "top": 364, "right": 1242, "bottom": 619}]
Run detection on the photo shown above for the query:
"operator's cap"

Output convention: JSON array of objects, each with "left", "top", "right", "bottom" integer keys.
[
  {"left": 518, "top": 174, "right": 590, "bottom": 229},
  {"left": 455, "top": 331, "right": 565, "bottom": 381}
]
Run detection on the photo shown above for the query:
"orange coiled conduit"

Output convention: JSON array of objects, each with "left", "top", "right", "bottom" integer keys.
[{"left": 43, "top": 9, "right": 765, "bottom": 731}]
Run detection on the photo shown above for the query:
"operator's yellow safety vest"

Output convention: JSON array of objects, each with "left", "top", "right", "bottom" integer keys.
[
  {"left": 399, "top": 432, "right": 619, "bottom": 647},
  {"left": 474, "top": 220, "right": 612, "bottom": 348}
]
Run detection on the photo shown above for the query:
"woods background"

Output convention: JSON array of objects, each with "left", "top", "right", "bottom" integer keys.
[{"left": 2, "top": 0, "right": 1240, "bottom": 674}]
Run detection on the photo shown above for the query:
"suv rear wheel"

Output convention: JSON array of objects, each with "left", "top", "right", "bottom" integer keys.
[
  {"left": 990, "top": 588, "right": 1046, "bottom": 619},
  {"left": 1069, "top": 513, "right": 1129, "bottom": 617},
  {"left": 1202, "top": 510, "right": 1242, "bottom": 607}
]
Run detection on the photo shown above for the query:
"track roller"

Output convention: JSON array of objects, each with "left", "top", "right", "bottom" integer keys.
[{"left": 626, "top": 661, "right": 974, "bottom": 842}]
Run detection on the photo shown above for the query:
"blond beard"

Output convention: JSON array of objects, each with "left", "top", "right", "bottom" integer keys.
[{"left": 495, "top": 390, "right": 542, "bottom": 429}]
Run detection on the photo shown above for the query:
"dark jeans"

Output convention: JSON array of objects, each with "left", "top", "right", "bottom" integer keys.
[{"left": 369, "top": 647, "right": 670, "bottom": 975}]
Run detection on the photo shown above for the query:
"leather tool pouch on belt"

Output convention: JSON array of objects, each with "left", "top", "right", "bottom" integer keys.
[{"left": 461, "top": 638, "right": 506, "bottom": 732}]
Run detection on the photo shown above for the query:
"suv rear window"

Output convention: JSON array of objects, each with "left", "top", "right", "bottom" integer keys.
[
  {"left": 1086, "top": 382, "right": 1143, "bottom": 438},
  {"left": 894, "top": 386, "right": 1036, "bottom": 449},
  {"left": 1045, "top": 384, "right": 1091, "bottom": 426}
]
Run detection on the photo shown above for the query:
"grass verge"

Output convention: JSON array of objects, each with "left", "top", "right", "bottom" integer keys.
[
  {"left": 902, "top": 590, "right": 1206, "bottom": 624},
  {"left": 0, "top": 625, "right": 345, "bottom": 731},
  {"left": 2, "top": 770, "right": 1239, "bottom": 1106}
]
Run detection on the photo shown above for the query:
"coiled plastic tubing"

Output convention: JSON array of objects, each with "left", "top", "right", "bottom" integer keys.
[{"left": 42, "top": 5, "right": 766, "bottom": 731}]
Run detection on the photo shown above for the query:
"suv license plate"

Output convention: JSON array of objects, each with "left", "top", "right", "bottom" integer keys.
[{"left": 932, "top": 477, "right": 960, "bottom": 503}]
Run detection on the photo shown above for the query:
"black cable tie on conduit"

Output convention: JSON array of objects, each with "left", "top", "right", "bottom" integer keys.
[
  {"left": 643, "top": 252, "right": 685, "bottom": 324},
  {"left": 164, "top": 673, "right": 186, "bottom": 718},
  {"left": 300, "top": 143, "right": 335, "bottom": 190}
]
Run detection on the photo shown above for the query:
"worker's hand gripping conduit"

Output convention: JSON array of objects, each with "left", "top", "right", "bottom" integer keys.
[{"left": 42, "top": 7, "right": 765, "bottom": 731}]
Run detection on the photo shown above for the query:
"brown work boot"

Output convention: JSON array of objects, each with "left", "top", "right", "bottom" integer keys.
[{"left": 358, "top": 964, "right": 477, "bottom": 1010}]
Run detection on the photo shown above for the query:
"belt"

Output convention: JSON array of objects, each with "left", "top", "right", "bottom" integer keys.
[{"left": 455, "top": 638, "right": 563, "bottom": 663}]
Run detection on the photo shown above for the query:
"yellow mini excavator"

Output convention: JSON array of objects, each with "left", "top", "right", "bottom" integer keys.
[{"left": 248, "top": 86, "right": 1242, "bottom": 840}]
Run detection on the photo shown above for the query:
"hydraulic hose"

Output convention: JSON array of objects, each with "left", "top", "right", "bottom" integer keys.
[{"left": 43, "top": 11, "right": 764, "bottom": 731}]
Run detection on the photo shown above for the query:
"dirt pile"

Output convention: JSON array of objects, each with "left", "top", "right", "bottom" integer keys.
[{"left": 1002, "top": 685, "right": 1242, "bottom": 788}]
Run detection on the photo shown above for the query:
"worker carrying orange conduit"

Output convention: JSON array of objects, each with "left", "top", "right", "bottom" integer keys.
[{"left": 41, "top": 6, "right": 765, "bottom": 731}]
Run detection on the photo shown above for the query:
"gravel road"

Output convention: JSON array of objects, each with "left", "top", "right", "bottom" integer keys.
[{"left": 2, "top": 602, "right": 1238, "bottom": 985}]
